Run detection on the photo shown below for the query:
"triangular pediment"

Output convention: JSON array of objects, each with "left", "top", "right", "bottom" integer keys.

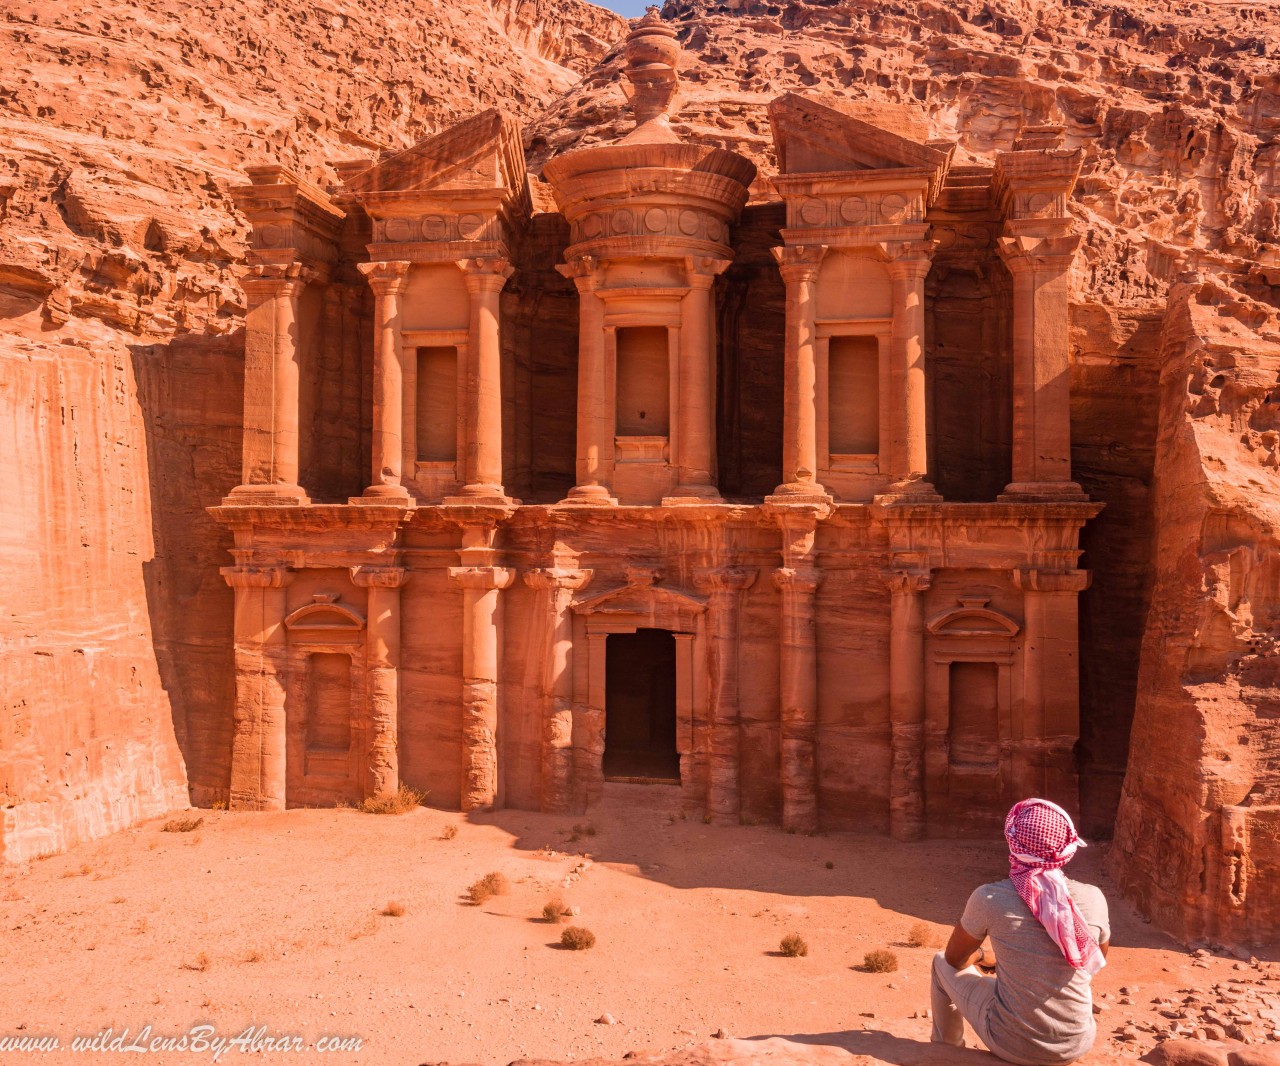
[
  {"left": 769, "top": 93, "right": 953, "bottom": 185},
  {"left": 573, "top": 578, "right": 706, "bottom": 617},
  {"left": 340, "top": 108, "right": 527, "bottom": 198}
]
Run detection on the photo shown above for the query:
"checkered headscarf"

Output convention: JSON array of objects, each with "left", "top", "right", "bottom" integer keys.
[{"left": 1004, "top": 798, "right": 1105, "bottom": 975}]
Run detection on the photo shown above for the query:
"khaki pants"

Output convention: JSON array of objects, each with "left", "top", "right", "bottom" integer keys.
[{"left": 931, "top": 951, "right": 999, "bottom": 1050}]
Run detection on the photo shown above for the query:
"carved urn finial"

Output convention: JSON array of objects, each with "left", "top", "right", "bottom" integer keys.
[{"left": 624, "top": 6, "right": 680, "bottom": 125}]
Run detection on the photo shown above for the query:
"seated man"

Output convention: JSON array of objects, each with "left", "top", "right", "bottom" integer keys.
[{"left": 931, "top": 798, "right": 1110, "bottom": 1066}]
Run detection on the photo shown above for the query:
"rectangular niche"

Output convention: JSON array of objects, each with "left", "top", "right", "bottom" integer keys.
[
  {"left": 615, "top": 326, "right": 670, "bottom": 436},
  {"left": 306, "top": 652, "right": 352, "bottom": 753},
  {"left": 828, "top": 335, "right": 879, "bottom": 456},
  {"left": 416, "top": 346, "right": 458, "bottom": 462},
  {"left": 948, "top": 661, "right": 999, "bottom": 769}
]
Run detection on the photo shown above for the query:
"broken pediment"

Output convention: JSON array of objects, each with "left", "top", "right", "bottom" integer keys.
[
  {"left": 769, "top": 93, "right": 953, "bottom": 204},
  {"left": 338, "top": 108, "right": 528, "bottom": 201},
  {"left": 572, "top": 569, "right": 707, "bottom": 618}
]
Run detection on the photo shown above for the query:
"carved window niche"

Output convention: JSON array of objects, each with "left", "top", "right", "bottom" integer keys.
[
  {"left": 569, "top": 572, "right": 708, "bottom": 812},
  {"left": 283, "top": 594, "right": 366, "bottom": 807},
  {"left": 602, "top": 296, "right": 682, "bottom": 504},
  {"left": 817, "top": 323, "right": 891, "bottom": 497},
  {"left": 923, "top": 597, "right": 1021, "bottom": 832},
  {"left": 402, "top": 329, "right": 467, "bottom": 501}
]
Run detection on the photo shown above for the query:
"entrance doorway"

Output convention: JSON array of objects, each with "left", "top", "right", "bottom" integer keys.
[{"left": 603, "top": 628, "right": 679, "bottom": 782}]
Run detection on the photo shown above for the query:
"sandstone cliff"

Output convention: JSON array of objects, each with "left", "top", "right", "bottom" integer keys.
[
  {"left": 1111, "top": 277, "right": 1280, "bottom": 950},
  {"left": 0, "top": 0, "right": 627, "bottom": 858}
]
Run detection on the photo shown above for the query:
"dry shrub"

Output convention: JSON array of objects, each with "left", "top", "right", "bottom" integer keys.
[
  {"left": 466, "top": 871, "right": 510, "bottom": 905},
  {"left": 864, "top": 948, "right": 899, "bottom": 973},
  {"left": 906, "top": 921, "right": 939, "bottom": 948},
  {"left": 162, "top": 816, "right": 204, "bottom": 833},
  {"left": 181, "top": 951, "right": 211, "bottom": 972},
  {"left": 542, "top": 897, "right": 569, "bottom": 923},
  {"left": 440, "top": 824, "right": 459, "bottom": 840},
  {"left": 359, "top": 785, "right": 424, "bottom": 815},
  {"left": 242, "top": 948, "right": 264, "bottom": 964},
  {"left": 561, "top": 926, "right": 596, "bottom": 950},
  {"left": 381, "top": 901, "right": 406, "bottom": 918},
  {"left": 780, "top": 933, "right": 809, "bottom": 957}
]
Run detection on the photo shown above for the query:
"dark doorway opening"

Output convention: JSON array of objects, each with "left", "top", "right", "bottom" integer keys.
[{"left": 603, "top": 628, "right": 679, "bottom": 782}]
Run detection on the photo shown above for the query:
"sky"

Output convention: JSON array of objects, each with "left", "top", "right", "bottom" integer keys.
[{"left": 597, "top": 0, "right": 653, "bottom": 16}]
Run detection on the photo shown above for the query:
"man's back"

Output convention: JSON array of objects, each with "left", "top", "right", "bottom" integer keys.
[{"left": 961, "top": 878, "right": 1110, "bottom": 1066}]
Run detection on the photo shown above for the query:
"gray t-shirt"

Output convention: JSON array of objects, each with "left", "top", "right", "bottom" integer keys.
[{"left": 961, "top": 878, "right": 1110, "bottom": 1066}]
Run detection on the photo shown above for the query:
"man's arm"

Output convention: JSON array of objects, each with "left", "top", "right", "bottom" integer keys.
[{"left": 944, "top": 923, "right": 985, "bottom": 969}]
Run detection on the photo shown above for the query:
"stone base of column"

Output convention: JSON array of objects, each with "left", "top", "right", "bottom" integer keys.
[
  {"left": 349, "top": 484, "right": 414, "bottom": 506},
  {"left": 223, "top": 483, "right": 310, "bottom": 506},
  {"left": 998, "top": 481, "right": 1089, "bottom": 502},
  {"left": 558, "top": 484, "right": 617, "bottom": 506},
  {"left": 445, "top": 485, "right": 513, "bottom": 507},
  {"left": 766, "top": 483, "right": 833, "bottom": 507},
  {"left": 663, "top": 484, "right": 724, "bottom": 506},
  {"left": 874, "top": 478, "right": 942, "bottom": 505}
]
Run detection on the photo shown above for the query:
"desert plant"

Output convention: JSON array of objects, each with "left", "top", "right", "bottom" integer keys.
[
  {"left": 466, "top": 871, "right": 510, "bottom": 905},
  {"left": 381, "top": 901, "right": 405, "bottom": 917},
  {"left": 825, "top": 861, "right": 835, "bottom": 870},
  {"left": 359, "top": 785, "right": 424, "bottom": 815},
  {"left": 440, "top": 824, "right": 459, "bottom": 840},
  {"left": 780, "top": 933, "right": 809, "bottom": 957},
  {"left": 561, "top": 926, "right": 596, "bottom": 950},
  {"left": 863, "top": 948, "right": 899, "bottom": 973},
  {"left": 242, "top": 948, "right": 264, "bottom": 963},
  {"left": 162, "top": 816, "right": 204, "bottom": 833},
  {"left": 542, "top": 897, "right": 569, "bottom": 923},
  {"left": 181, "top": 951, "right": 211, "bottom": 972},
  {"left": 906, "top": 921, "right": 937, "bottom": 948}
]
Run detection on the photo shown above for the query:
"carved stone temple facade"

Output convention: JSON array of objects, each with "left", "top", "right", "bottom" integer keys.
[{"left": 210, "top": 12, "right": 1100, "bottom": 837}]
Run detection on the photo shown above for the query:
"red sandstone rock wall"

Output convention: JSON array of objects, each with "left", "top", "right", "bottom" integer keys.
[
  {"left": 0, "top": 0, "right": 627, "bottom": 850},
  {"left": 1110, "top": 278, "right": 1280, "bottom": 950}
]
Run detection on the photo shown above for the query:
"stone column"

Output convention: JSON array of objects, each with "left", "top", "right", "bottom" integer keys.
[
  {"left": 774, "top": 565, "right": 822, "bottom": 833},
  {"left": 998, "top": 236, "right": 1086, "bottom": 499},
  {"left": 885, "top": 567, "right": 931, "bottom": 841},
  {"left": 449, "top": 564, "right": 516, "bottom": 810},
  {"left": 770, "top": 245, "right": 828, "bottom": 499},
  {"left": 226, "top": 264, "right": 310, "bottom": 504},
  {"left": 357, "top": 260, "right": 411, "bottom": 502},
  {"left": 222, "top": 564, "right": 294, "bottom": 810},
  {"left": 523, "top": 566, "right": 592, "bottom": 814},
  {"left": 670, "top": 256, "right": 731, "bottom": 501},
  {"left": 558, "top": 256, "right": 615, "bottom": 504},
  {"left": 695, "top": 566, "right": 758, "bottom": 824},
  {"left": 1013, "top": 566, "right": 1090, "bottom": 807},
  {"left": 884, "top": 247, "right": 937, "bottom": 497},
  {"left": 456, "top": 258, "right": 514, "bottom": 502},
  {"left": 351, "top": 565, "right": 410, "bottom": 799}
]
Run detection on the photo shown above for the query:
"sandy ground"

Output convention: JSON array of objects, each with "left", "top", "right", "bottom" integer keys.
[{"left": 1, "top": 784, "right": 1275, "bottom": 1066}]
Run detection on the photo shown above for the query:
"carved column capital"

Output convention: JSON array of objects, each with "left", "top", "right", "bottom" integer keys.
[
  {"left": 349, "top": 565, "right": 411, "bottom": 589},
  {"left": 997, "top": 233, "right": 1080, "bottom": 275},
  {"left": 220, "top": 564, "right": 293, "bottom": 589},
  {"left": 882, "top": 568, "right": 932, "bottom": 595},
  {"left": 241, "top": 262, "right": 313, "bottom": 304},
  {"left": 556, "top": 255, "right": 601, "bottom": 283},
  {"left": 771, "top": 243, "right": 827, "bottom": 283},
  {"left": 694, "top": 565, "right": 759, "bottom": 594},
  {"left": 449, "top": 566, "right": 516, "bottom": 592},
  {"left": 1013, "top": 567, "right": 1091, "bottom": 593},
  {"left": 773, "top": 566, "right": 822, "bottom": 594},
  {"left": 458, "top": 256, "right": 514, "bottom": 292},
  {"left": 358, "top": 259, "right": 411, "bottom": 295},
  {"left": 881, "top": 241, "right": 935, "bottom": 280},
  {"left": 523, "top": 567, "right": 593, "bottom": 593},
  {"left": 684, "top": 255, "right": 732, "bottom": 288}
]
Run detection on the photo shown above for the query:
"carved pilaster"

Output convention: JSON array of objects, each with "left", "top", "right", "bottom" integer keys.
[
  {"left": 773, "top": 564, "right": 822, "bottom": 834},
  {"left": 356, "top": 260, "right": 412, "bottom": 504},
  {"left": 524, "top": 566, "right": 593, "bottom": 814},
  {"left": 351, "top": 565, "right": 410, "bottom": 800},
  {"left": 883, "top": 565, "right": 932, "bottom": 842},
  {"left": 449, "top": 565, "right": 517, "bottom": 811},
  {"left": 221, "top": 564, "right": 294, "bottom": 811}
]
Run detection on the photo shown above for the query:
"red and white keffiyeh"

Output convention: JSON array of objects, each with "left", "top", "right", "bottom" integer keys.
[{"left": 1004, "top": 798, "right": 1106, "bottom": 975}]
